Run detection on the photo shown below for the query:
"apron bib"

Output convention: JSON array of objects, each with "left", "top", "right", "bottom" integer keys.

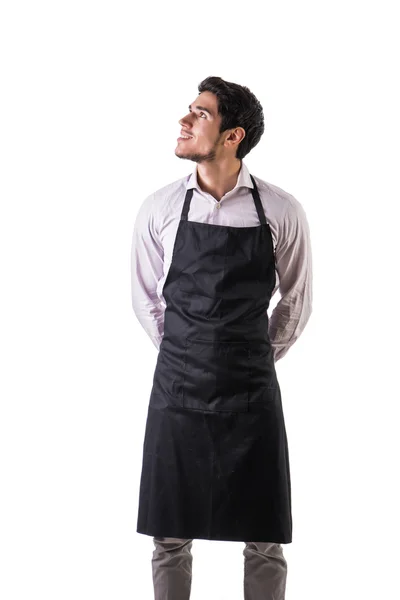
[{"left": 136, "top": 175, "right": 292, "bottom": 543}]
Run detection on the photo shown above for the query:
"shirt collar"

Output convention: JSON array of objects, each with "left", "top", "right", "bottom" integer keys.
[{"left": 185, "top": 160, "right": 254, "bottom": 192}]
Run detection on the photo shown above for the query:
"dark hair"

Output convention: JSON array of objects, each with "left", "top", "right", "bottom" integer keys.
[{"left": 197, "top": 76, "right": 265, "bottom": 160}]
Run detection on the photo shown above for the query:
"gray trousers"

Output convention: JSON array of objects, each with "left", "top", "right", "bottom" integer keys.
[{"left": 152, "top": 537, "right": 287, "bottom": 600}]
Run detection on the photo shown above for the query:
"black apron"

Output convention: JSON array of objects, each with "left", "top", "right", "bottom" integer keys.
[{"left": 136, "top": 174, "right": 292, "bottom": 543}]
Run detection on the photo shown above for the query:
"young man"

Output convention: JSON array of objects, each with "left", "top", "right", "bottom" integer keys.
[{"left": 131, "top": 76, "right": 313, "bottom": 600}]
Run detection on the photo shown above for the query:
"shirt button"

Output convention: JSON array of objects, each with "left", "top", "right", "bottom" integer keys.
[{"left": 215, "top": 202, "right": 221, "bottom": 209}]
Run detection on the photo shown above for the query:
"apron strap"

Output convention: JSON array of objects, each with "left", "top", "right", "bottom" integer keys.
[
  {"left": 181, "top": 187, "right": 194, "bottom": 221},
  {"left": 181, "top": 175, "right": 267, "bottom": 226},
  {"left": 249, "top": 175, "right": 267, "bottom": 225}
]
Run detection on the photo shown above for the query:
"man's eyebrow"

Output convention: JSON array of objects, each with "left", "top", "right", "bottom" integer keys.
[{"left": 188, "top": 104, "right": 213, "bottom": 117}]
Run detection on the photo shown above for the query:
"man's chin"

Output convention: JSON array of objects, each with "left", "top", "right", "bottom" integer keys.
[{"left": 175, "top": 150, "right": 196, "bottom": 162}]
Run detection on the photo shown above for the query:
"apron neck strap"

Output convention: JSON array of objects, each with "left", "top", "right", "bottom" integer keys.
[
  {"left": 249, "top": 175, "right": 267, "bottom": 225},
  {"left": 180, "top": 175, "right": 267, "bottom": 226}
]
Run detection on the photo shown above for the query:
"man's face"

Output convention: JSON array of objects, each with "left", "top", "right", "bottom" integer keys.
[{"left": 175, "top": 91, "right": 227, "bottom": 163}]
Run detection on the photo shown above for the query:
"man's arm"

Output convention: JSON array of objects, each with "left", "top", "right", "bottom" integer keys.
[
  {"left": 269, "top": 195, "right": 313, "bottom": 362},
  {"left": 130, "top": 193, "right": 165, "bottom": 351}
]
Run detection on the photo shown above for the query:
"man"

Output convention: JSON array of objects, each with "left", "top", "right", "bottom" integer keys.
[{"left": 131, "top": 76, "right": 313, "bottom": 600}]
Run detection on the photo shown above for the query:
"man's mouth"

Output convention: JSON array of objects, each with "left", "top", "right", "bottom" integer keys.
[{"left": 178, "top": 133, "right": 194, "bottom": 142}]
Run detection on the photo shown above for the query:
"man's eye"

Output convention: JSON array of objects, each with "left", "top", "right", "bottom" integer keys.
[{"left": 188, "top": 109, "right": 207, "bottom": 118}]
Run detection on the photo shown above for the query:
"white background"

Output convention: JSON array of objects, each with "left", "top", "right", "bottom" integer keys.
[{"left": 1, "top": 1, "right": 399, "bottom": 599}]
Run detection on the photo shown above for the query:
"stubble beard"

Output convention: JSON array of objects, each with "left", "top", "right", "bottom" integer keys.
[{"left": 175, "top": 134, "right": 223, "bottom": 164}]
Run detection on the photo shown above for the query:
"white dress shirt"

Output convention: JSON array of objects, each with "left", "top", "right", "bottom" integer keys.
[{"left": 131, "top": 160, "right": 313, "bottom": 362}]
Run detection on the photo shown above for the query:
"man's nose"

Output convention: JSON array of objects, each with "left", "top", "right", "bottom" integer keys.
[{"left": 179, "top": 114, "right": 192, "bottom": 126}]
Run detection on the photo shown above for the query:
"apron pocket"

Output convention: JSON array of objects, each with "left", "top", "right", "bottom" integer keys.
[{"left": 183, "top": 338, "right": 250, "bottom": 412}]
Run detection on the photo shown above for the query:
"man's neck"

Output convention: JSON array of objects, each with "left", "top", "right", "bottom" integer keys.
[{"left": 196, "top": 159, "right": 242, "bottom": 201}]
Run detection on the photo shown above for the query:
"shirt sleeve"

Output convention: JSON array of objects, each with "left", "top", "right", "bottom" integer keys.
[
  {"left": 268, "top": 195, "right": 313, "bottom": 362},
  {"left": 130, "top": 193, "right": 165, "bottom": 351}
]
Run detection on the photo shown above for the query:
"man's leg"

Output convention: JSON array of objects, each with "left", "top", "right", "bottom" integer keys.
[
  {"left": 152, "top": 537, "right": 193, "bottom": 600},
  {"left": 243, "top": 541, "right": 287, "bottom": 600}
]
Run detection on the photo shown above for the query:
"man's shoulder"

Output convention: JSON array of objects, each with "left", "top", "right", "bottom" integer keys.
[
  {"left": 151, "top": 174, "right": 189, "bottom": 203},
  {"left": 136, "top": 174, "right": 189, "bottom": 218},
  {"left": 252, "top": 174, "right": 306, "bottom": 220},
  {"left": 253, "top": 174, "right": 296, "bottom": 205}
]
